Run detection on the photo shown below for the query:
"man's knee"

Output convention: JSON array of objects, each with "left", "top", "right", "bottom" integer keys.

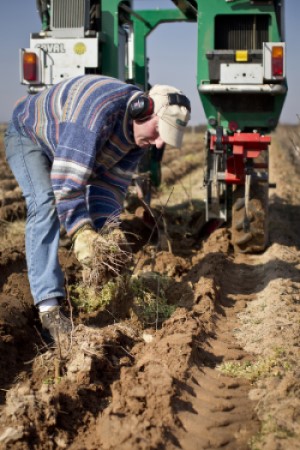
[{"left": 26, "top": 189, "right": 56, "bottom": 217}]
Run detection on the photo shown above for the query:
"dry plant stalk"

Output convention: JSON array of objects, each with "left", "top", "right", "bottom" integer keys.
[
  {"left": 163, "top": 161, "right": 194, "bottom": 209},
  {"left": 54, "top": 358, "right": 61, "bottom": 382},
  {"left": 289, "top": 115, "right": 300, "bottom": 158}
]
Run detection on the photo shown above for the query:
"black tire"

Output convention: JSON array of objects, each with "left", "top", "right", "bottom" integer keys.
[{"left": 231, "top": 182, "right": 269, "bottom": 253}]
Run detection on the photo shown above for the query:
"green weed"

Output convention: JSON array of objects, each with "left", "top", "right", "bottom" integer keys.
[
  {"left": 218, "top": 348, "right": 293, "bottom": 382},
  {"left": 70, "top": 280, "right": 121, "bottom": 313},
  {"left": 130, "top": 274, "right": 176, "bottom": 326},
  {"left": 70, "top": 272, "right": 177, "bottom": 326}
]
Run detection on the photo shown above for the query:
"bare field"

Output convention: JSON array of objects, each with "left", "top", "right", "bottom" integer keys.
[{"left": 0, "top": 125, "right": 300, "bottom": 450}]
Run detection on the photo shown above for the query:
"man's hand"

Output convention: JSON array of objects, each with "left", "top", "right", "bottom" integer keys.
[{"left": 72, "top": 225, "right": 131, "bottom": 270}]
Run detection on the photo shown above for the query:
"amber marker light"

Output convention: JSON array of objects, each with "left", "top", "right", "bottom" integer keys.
[
  {"left": 23, "top": 52, "right": 38, "bottom": 82},
  {"left": 272, "top": 46, "right": 284, "bottom": 77}
]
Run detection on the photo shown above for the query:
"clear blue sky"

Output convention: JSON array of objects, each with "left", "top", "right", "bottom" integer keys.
[{"left": 0, "top": 0, "right": 298, "bottom": 125}]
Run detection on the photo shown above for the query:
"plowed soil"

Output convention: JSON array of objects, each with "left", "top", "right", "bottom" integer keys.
[{"left": 0, "top": 124, "right": 300, "bottom": 450}]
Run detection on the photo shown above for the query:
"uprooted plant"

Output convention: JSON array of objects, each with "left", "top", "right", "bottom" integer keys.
[
  {"left": 87, "top": 220, "right": 134, "bottom": 286},
  {"left": 68, "top": 192, "right": 184, "bottom": 328}
]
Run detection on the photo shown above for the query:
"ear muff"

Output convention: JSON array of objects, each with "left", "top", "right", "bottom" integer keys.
[{"left": 128, "top": 95, "right": 154, "bottom": 120}]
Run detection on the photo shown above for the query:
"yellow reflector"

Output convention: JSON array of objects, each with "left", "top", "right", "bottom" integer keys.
[
  {"left": 272, "top": 46, "right": 283, "bottom": 58},
  {"left": 235, "top": 50, "right": 248, "bottom": 62}
]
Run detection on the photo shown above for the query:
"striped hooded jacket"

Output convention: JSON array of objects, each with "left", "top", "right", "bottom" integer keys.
[{"left": 12, "top": 75, "right": 144, "bottom": 235}]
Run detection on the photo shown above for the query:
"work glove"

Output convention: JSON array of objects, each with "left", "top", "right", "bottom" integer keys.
[{"left": 72, "top": 225, "right": 103, "bottom": 267}]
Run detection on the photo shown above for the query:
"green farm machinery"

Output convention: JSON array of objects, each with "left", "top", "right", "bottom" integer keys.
[{"left": 20, "top": 0, "right": 287, "bottom": 252}]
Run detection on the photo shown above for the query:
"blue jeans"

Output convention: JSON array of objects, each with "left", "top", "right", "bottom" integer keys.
[{"left": 5, "top": 122, "right": 65, "bottom": 306}]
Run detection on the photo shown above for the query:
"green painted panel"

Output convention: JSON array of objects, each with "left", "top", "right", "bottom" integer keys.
[{"left": 195, "top": 0, "right": 286, "bottom": 130}]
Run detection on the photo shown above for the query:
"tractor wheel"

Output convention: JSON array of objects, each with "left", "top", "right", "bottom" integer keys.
[{"left": 231, "top": 182, "right": 269, "bottom": 253}]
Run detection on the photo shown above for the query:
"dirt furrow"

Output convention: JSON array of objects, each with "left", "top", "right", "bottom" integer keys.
[{"left": 174, "top": 240, "right": 260, "bottom": 449}]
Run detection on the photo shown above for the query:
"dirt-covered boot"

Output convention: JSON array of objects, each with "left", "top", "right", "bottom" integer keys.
[{"left": 39, "top": 306, "right": 72, "bottom": 343}]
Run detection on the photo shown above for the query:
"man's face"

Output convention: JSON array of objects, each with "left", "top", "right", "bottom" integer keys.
[{"left": 133, "top": 115, "right": 165, "bottom": 149}]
